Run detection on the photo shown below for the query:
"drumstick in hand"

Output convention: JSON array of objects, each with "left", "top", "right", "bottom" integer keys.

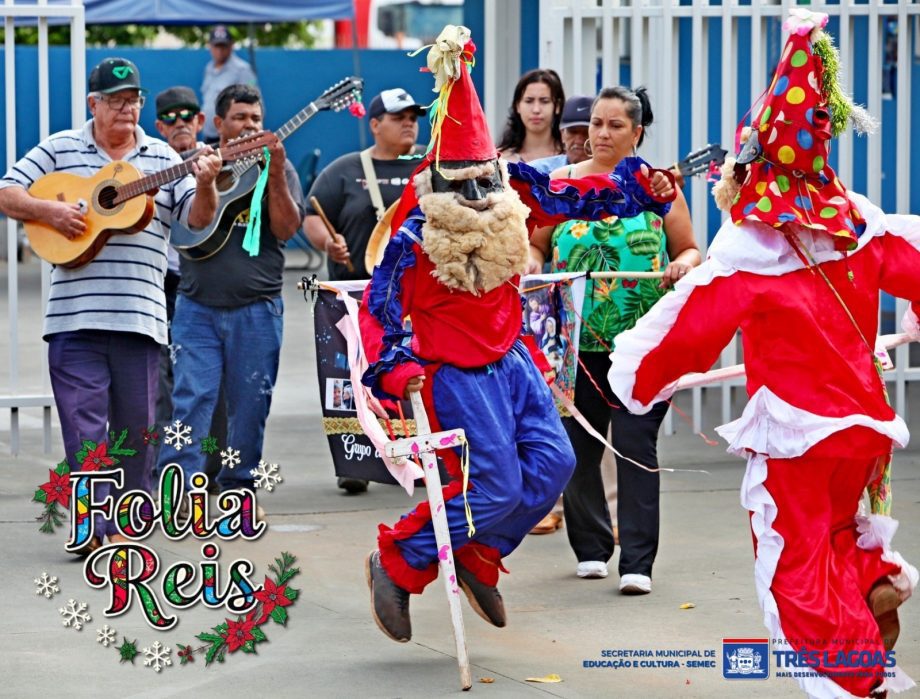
[{"left": 310, "top": 196, "right": 355, "bottom": 273}]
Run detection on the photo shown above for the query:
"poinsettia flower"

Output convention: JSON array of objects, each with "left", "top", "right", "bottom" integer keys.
[
  {"left": 40, "top": 469, "right": 72, "bottom": 507},
  {"left": 783, "top": 8, "right": 828, "bottom": 37},
  {"left": 82, "top": 442, "right": 114, "bottom": 471},
  {"left": 255, "top": 577, "right": 293, "bottom": 620},
  {"left": 222, "top": 616, "right": 256, "bottom": 652}
]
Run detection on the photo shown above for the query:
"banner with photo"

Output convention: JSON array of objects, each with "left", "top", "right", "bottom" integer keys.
[
  {"left": 520, "top": 273, "right": 586, "bottom": 414},
  {"left": 311, "top": 274, "right": 586, "bottom": 483}
]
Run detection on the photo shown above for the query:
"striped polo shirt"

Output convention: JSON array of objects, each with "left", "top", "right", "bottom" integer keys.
[{"left": 0, "top": 120, "right": 197, "bottom": 344}]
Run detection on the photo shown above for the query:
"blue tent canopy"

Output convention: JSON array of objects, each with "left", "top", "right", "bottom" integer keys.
[{"left": 37, "top": 0, "right": 353, "bottom": 23}]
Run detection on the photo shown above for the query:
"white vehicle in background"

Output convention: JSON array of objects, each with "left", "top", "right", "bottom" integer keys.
[{"left": 335, "top": 0, "right": 464, "bottom": 49}]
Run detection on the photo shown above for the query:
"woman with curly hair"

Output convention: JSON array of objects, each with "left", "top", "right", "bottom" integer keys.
[{"left": 497, "top": 69, "right": 565, "bottom": 163}]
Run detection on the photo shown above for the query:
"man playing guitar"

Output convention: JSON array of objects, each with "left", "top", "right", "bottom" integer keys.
[{"left": 0, "top": 57, "right": 222, "bottom": 553}]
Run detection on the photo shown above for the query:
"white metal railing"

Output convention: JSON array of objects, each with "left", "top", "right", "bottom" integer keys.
[
  {"left": 2, "top": 0, "right": 85, "bottom": 453},
  {"left": 538, "top": 0, "right": 919, "bottom": 432}
]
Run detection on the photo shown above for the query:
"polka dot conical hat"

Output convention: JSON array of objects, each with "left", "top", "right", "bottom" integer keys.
[{"left": 730, "top": 9, "right": 870, "bottom": 250}]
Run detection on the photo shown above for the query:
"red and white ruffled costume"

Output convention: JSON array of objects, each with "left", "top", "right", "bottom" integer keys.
[{"left": 609, "top": 192, "right": 919, "bottom": 698}]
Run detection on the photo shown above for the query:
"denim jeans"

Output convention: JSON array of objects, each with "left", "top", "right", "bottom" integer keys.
[{"left": 160, "top": 294, "right": 283, "bottom": 491}]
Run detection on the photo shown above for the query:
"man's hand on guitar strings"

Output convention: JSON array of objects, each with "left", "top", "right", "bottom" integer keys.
[
  {"left": 191, "top": 147, "right": 222, "bottom": 189},
  {"left": 46, "top": 200, "right": 86, "bottom": 240}
]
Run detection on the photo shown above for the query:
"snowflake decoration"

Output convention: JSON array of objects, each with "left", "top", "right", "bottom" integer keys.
[
  {"left": 96, "top": 624, "right": 117, "bottom": 647},
  {"left": 220, "top": 446, "right": 241, "bottom": 469},
  {"left": 34, "top": 571, "right": 59, "bottom": 599},
  {"left": 251, "top": 460, "right": 283, "bottom": 492},
  {"left": 143, "top": 640, "right": 173, "bottom": 672},
  {"left": 59, "top": 599, "right": 91, "bottom": 630},
  {"left": 200, "top": 435, "right": 219, "bottom": 455},
  {"left": 164, "top": 420, "right": 193, "bottom": 451}
]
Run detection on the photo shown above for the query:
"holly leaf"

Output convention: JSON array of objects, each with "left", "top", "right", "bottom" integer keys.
[
  {"left": 108, "top": 427, "right": 137, "bottom": 457},
  {"left": 241, "top": 640, "right": 256, "bottom": 654},
  {"left": 54, "top": 460, "right": 70, "bottom": 476},
  {"left": 277, "top": 567, "right": 300, "bottom": 586},
  {"left": 252, "top": 625, "right": 268, "bottom": 643},
  {"left": 204, "top": 641, "right": 224, "bottom": 666},
  {"left": 283, "top": 586, "right": 299, "bottom": 602},
  {"left": 213, "top": 622, "right": 229, "bottom": 635},
  {"left": 270, "top": 606, "right": 288, "bottom": 626},
  {"left": 33, "top": 488, "right": 48, "bottom": 503},
  {"left": 196, "top": 632, "right": 223, "bottom": 644}
]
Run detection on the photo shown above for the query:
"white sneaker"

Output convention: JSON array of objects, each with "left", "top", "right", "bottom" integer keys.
[
  {"left": 619, "top": 573, "right": 651, "bottom": 594},
  {"left": 576, "top": 561, "right": 609, "bottom": 579}
]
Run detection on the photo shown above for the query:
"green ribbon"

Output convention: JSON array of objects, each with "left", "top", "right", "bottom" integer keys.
[{"left": 242, "top": 147, "right": 271, "bottom": 257}]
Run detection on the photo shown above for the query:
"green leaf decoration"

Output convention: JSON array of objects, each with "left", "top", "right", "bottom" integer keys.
[
  {"left": 583, "top": 301, "right": 621, "bottom": 352},
  {"left": 569, "top": 243, "right": 620, "bottom": 273},
  {"left": 33, "top": 488, "right": 48, "bottom": 503},
  {"left": 270, "top": 606, "right": 288, "bottom": 626},
  {"left": 205, "top": 640, "right": 225, "bottom": 665},
  {"left": 196, "top": 632, "right": 224, "bottom": 644},
  {"left": 283, "top": 587, "right": 299, "bottom": 601},
  {"left": 75, "top": 440, "right": 96, "bottom": 464},
  {"left": 241, "top": 640, "right": 256, "bottom": 654},
  {"left": 619, "top": 279, "right": 667, "bottom": 331},
  {"left": 625, "top": 229, "right": 662, "bottom": 256},
  {"left": 590, "top": 217, "right": 624, "bottom": 243},
  {"left": 36, "top": 502, "right": 66, "bottom": 534},
  {"left": 54, "top": 460, "right": 70, "bottom": 476},
  {"left": 108, "top": 427, "right": 137, "bottom": 457},
  {"left": 252, "top": 626, "right": 268, "bottom": 643}
]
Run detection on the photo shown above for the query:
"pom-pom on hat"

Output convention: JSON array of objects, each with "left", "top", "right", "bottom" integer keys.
[{"left": 726, "top": 9, "right": 873, "bottom": 250}]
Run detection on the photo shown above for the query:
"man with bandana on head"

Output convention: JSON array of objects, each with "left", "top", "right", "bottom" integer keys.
[
  {"left": 359, "top": 25, "right": 676, "bottom": 643},
  {"left": 609, "top": 10, "right": 919, "bottom": 698}
]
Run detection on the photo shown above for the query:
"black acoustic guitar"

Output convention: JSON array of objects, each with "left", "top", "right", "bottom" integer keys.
[
  {"left": 674, "top": 143, "right": 728, "bottom": 180},
  {"left": 171, "top": 76, "right": 363, "bottom": 260}
]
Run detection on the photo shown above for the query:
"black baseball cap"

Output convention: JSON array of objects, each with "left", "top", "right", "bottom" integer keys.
[
  {"left": 368, "top": 88, "right": 426, "bottom": 120},
  {"left": 155, "top": 86, "right": 200, "bottom": 116},
  {"left": 88, "top": 57, "right": 147, "bottom": 95},
  {"left": 560, "top": 95, "right": 593, "bottom": 129},
  {"left": 209, "top": 25, "right": 232, "bottom": 45}
]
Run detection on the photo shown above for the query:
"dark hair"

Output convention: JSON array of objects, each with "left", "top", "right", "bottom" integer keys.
[
  {"left": 497, "top": 69, "right": 566, "bottom": 154},
  {"left": 215, "top": 83, "right": 263, "bottom": 119},
  {"left": 592, "top": 85, "right": 654, "bottom": 147}
]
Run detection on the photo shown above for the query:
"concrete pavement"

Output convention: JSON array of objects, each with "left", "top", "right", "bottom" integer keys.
[{"left": 1, "top": 259, "right": 918, "bottom": 698}]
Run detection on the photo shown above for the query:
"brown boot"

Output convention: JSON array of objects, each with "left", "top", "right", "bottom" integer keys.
[
  {"left": 529, "top": 512, "right": 562, "bottom": 535},
  {"left": 366, "top": 550, "right": 411, "bottom": 642},
  {"left": 869, "top": 582, "right": 901, "bottom": 651},
  {"left": 455, "top": 562, "right": 506, "bottom": 628}
]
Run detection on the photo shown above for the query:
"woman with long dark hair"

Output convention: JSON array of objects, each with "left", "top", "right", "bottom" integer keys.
[{"left": 497, "top": 69, "right": 565, "bottom": 163}]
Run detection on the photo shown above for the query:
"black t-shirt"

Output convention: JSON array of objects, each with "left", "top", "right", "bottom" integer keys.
[
  {"left": 304, "top": 150, "right": 423, "bottom": 280},
  {"left": 178, "top": 159, "right": 305, "bottom": 308}
]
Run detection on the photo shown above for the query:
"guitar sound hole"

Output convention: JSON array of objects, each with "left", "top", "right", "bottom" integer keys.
[{"left": 97, "top": 185, "right": 119, "bottom": 210}]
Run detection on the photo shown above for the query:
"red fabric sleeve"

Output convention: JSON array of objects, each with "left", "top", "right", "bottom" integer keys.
[
  {"left": 358, "top": 260, "right": 425, "bottom": 401},
  {"left": 878, "top": 233, "right": 920, "bottom": 313},
  {"left": 632, "top": 274, "right": 748, "bottom": 406}
]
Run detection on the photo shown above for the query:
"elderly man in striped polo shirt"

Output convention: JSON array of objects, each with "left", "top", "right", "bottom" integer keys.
[{"left": 0, "top": 57, "right": 221, "bottom": 553}]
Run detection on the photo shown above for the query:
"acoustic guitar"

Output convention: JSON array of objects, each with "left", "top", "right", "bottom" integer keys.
[
  {"left": 170, "top": 76, "right": 364, "bottom": 260},
  {"left": 25, "top": 131, "right": 276, "bottom": 269},
  {"left": 674, "top": 143, "right": 728, "bottom": 180}
]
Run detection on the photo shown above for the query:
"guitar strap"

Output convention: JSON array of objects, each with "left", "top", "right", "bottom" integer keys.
[{"left": 360, "top": 147, "right": 387, "bottom": 221}]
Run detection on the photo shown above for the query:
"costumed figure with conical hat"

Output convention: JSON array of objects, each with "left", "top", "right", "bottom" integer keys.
[
  {"left": 608, "top": 9, "right": 919, "bottom": 698},
  {"left": 359, "top": 25, "right": 677, "bottom": 643}
]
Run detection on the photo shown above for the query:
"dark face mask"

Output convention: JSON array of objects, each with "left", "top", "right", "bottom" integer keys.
[{"left": 430, "top": 159, "right": 504, "bottom": 206}]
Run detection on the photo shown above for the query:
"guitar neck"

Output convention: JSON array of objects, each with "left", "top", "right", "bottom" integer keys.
[
  {"left": 276, "top": 103, "right": 319, "bottom": 143},
  {"left": 113, "top": 156, "right": 202, "bottom": 204}
]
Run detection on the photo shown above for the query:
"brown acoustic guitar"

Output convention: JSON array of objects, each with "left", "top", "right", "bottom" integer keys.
[{"left": 24, "top": 131, "right": 276, "bottom": 268}]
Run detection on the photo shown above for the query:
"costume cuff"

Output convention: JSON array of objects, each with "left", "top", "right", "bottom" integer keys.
[
  {"left": 379, "top": 362, "right": 425, "bottom": 401},
  {"left": 903, "top": 304, "right": 920, "bottom": 341}
]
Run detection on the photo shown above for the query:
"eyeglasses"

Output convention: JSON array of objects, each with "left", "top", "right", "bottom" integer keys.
[
  {"left": 158, "top": 109, "right": 199, "bottom": 125},
  {"left": 97, "top": 94, "right": 145, "bottom": 111}
]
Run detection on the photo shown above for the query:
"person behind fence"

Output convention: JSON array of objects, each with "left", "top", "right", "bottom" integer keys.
[
  {"left": 358, "top": 26, "right": 676, "bottom": 644},
  {"left": 159, "top": 84, "right": 304, "bottom": 502},
  {"left": 496, "top": 68, "right": 566, "bottom": 164},
  {"left": 304, "top": 86, "right": 426, "bottom": 494},
  {"left": 0, "top": 58, "right": 221, "bottom": 553},
  {"left": 608, "top": 10, "right": 919, "bottom": 698},
  {"left": 528, "top": 94, "right": 593, "bottom": 175},
  {"left": 526, "top": 86, "right": 700, "bottom": 593},
  {"left": 201, "top": 25, "right": 258, "bottom": 144}
]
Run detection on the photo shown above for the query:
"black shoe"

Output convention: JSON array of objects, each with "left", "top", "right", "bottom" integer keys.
[
  {"left": 338, "top": 477, "right": 369, "bottom": 494},
  {"left": 456, "top": 561, "right": 506, "bottom": 628},
  {"left": 365, "top": 550, "right": 411, "bottom": 642}
]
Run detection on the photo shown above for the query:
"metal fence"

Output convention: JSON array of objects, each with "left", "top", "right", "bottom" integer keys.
[
  {"left": 539, "top": 0, "right": 919, "bottom": 432},
  {"left": 2, "top": 0, "right": 85, "bottom": 453}
]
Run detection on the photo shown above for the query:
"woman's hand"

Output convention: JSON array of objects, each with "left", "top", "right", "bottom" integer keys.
[
  {"left": 640, "top": 163, "right": 676, "bottom": 201},
  {"left": 524, "top": 245, "right": 545, "bottom": 276},
  {"left": 404, "top": 376, "right": 425, "bottom": 398},
  {"left": 661, "top": 260, "right": 694, "bottom": 289}
]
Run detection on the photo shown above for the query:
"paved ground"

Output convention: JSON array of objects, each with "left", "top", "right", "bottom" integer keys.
[{"left": 1, "top": 259, "right": 918, "bottom": 698}]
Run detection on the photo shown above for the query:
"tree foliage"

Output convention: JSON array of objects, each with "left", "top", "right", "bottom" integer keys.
[{"left": 1, "top": 21, "right": 322, "bottom": 48}]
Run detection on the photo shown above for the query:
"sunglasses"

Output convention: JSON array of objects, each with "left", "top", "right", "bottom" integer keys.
[{"left": 158, "top": 109, "right": 199, "bottom": 125}]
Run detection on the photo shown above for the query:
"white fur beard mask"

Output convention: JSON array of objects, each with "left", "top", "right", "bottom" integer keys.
[{"left": 414, "top": 162, "right": 531, "bottom": 295}]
